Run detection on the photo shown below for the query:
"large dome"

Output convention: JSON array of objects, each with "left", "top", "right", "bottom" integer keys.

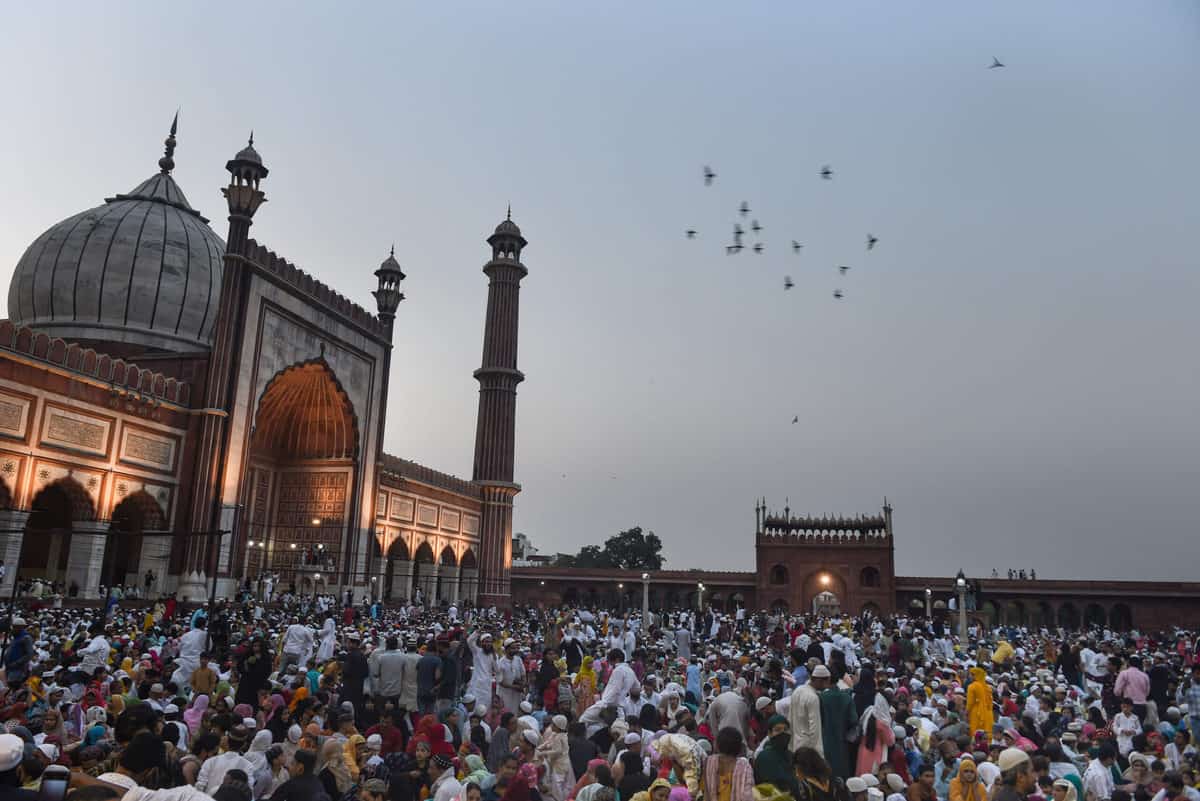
[{"left": 7, "top": 166, "right": 226, "bottom": 352}]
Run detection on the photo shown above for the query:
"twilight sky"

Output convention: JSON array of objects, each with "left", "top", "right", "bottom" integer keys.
[{"left": 1, "top": 3, "right": 1197, "bottom": 580}]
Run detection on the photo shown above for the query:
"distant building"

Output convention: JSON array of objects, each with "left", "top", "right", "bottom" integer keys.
[{"left": 512, "top": 498, "right": 1200, "bottom": 629}]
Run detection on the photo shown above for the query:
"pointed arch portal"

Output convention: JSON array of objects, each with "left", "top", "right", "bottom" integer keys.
[{"left": 242, "top": 358, "right": 360, "bottom": 588}]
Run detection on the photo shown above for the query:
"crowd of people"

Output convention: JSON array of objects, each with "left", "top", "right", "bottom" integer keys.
[{"left": 0, "top": 596, "right": 1197, "bottom": 801}]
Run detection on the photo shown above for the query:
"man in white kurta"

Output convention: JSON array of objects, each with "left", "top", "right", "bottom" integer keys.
[
  {"left": 467, "top": 630, "right": 498, "bottom": 706},
  {"left": 280, "top": 618, "right": 315, "bottom": 673},
  {"left": 170, "top": 623, "right": 208, "bottom": 690},
  {"left": 495, "top": 639, "right": 527, "bottom": 714},
  {"left": 789, "top": 664, "right": 826, "bottom": 753}
]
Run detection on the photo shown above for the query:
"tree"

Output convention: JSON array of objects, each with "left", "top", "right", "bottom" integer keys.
[
  {"left": 603, "top": 527, "right": 664, "bottom": 570},
  {"left": 574, "top": 544, "right": 615, "bottom": 568},
  {"left": 554, "top": 527, "right": 664, "bottom": 570}
]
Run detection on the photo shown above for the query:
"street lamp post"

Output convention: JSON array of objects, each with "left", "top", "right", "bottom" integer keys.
[
  {"left": 697, "top": 582, "right": 705, "bottom": 611},
  {"left": 641, "top": 572, "right": 650, "bottom": 627},
  {"left": 955, "top": 570, "right": 968, "bottom": 640},
  {"left": 617, "top": 582, "right": 624, "bottom": 613},
  {"left": 924, "top": 586, "right": 932, "bottom": 619}
]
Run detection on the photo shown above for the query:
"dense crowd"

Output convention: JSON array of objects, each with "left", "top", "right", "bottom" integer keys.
[{"left": 0, "top": 597, "right": 1197, "bottom": 801}]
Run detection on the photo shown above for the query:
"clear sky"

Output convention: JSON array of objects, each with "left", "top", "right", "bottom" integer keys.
[{"left": 1, "top": 2, "right": 1197, "bottom": 580}]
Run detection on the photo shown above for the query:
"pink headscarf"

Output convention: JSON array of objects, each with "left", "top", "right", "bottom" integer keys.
[
  {"left": 265, "top": 694, "right": 286, "bottom": 721},
  {"left": 183, "top": 694, "right": 209, "bottom": 734}
]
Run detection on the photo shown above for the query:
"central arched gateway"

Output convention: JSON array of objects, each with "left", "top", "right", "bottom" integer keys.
[
  {"left": 812, "top": 590, "right": 840, "bottom": 616},
  {"left": 239, "top": 359, "right": 360, "bottom": 595}
]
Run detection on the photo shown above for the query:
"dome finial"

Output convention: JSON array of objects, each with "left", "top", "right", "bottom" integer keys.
[
  {"left": 158, "top": 109, "right": 179, "bottom": 174},
  {"left": 248, "top": 130, "right": 254, "bottom": 147},
  {"left": 390, "top": 243, "right": 395, "bottom": 257},
  {"left": 507, "top": 203, "right": 511, "bottom": 221}
]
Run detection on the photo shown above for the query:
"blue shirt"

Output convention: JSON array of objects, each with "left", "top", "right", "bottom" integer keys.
[
  {"left": 792, "top": 665, "right": 809, "bottom": 686},
  {"left": 686, "top": 664, "right": 701, "bottom": 701},
  {"left": 934, "top": 759, "right": 960, "bottom": 800}
]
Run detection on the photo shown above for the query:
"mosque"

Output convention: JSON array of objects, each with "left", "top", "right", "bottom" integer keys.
[{"left": 0, "top": 118, "right": 525, "bottom": 606}]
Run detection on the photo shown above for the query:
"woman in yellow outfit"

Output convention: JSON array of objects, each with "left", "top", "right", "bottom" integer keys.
[{"left": 966, "top": 667, "right": 994, "bottom": 739}]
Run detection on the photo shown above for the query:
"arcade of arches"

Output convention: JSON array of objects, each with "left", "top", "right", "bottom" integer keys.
[
  {"left": 377, "top": 536, "right": 479, "bottom": 605},
  {"left": 898, "top": 594, "right": 1136, "bottom": 632},
  {"left": 12, "top": 478, "right": 170, "bottom": 599}
]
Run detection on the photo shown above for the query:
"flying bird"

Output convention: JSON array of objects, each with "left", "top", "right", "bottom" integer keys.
[
  {"left": 725, "top": 244, "right": 743, "bottom": 255},
  {"left": 819, "top": 165, "right": 834, "bottom": 180},
  {"left": 989, "top": 57, "right": 1004, "bottom": 69},
  {"left": 733, "top": 223, "right": 744, "bottom": 237},
  {"left": 753, "top": 243, "right": 764, "bottom": 254},
  {"left": 866, "top": 234, "right": 878, "bottom": 251},
  {"left": 838, "top": 265, "right": 850, "bottom": 275},
  {"left": 686, "top": 229, "right": 697, "bottom": 239},
  {"left": 833, "top": 289, "right": 844, "bottom": 299},
  {"left": 704, "top": 165, "right": 716, "bottom": 185},
  {"left": 784, "top": 276, "right": 794, "bottom": 290},
  {"left": 739, "top": 201, "right": 750, "bottom": 217},
  {"left": 792, "top": 415, "right": 799, "bottom": 424},
  {"left": 751, "top": 220, "right": 762, "bottom": 234},
  {"left": 792, "top": 241, "right": 804, "bottom": 254}
]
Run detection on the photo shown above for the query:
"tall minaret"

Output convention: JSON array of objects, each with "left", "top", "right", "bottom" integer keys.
[
  {"left": 181, "top": 136, "right": 269, "bottom": 599},
  {"left": 472, "top": 209, "right": 527, "bottom": 608}
]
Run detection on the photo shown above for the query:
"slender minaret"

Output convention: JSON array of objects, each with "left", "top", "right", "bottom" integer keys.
[
  {"left": 182, "top": 136, "right": 268, "bottom": 598},
  {"left": 472, "top": 208, "right": 527, "bottom": 608}
]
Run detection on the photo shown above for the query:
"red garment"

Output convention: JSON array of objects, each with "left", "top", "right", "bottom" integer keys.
[
  {"left": 501, "top": 775, "right": 532, "bottom": 801},
  {"left": 407, "top": 715, "right": 454, "bottom": 757},
  {"left": 164, "top": 597, "right": 177, "bottom": 619},
  {"left": 365, "top": 723, "right": 405, "bottom": 755},
  {"left": 889, "top": 745, "right": 912, "bottom": 784},
  {"left": 343, "top": 606, "right": 355, "bottom": 625},
  {"left": 407, "top": 716, "right": 438, "bottom": 754}
]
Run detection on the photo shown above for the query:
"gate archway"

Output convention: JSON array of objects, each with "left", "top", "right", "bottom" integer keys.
[
  {"left": 1058, "top": 603, "right": 1080, "bottom": 629},
  {"left": 245, "top": 359, "right": 359, "bottom": 591},
  {"left": 19, "top": 478, "right": 95, "bottom": 586},
  {"left": 1109, "top": 603, "right": 1133, "bottom": 631},
  {"left": 413, "top": 541, "right": 435, "bottom": 603},
  {"left": 812, "top": 591, "right": 840, "bottom": 616},
  {"left": 104, "top": 490, "right": 168, "bottom": 591},
  {"left": 459, "top": 548, "right": 478, "bottom": 604},
  {"left": 383, "top": 536, "right": 409, "bottom": 602}
]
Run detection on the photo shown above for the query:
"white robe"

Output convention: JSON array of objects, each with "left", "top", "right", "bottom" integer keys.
[
  {"left": 788, "top": 682, "right": 823, "bottom": 754},
  {"left": 316, "top": 618, "right": 337, "bottom": 663},
  {"left": 169, "top": 628, "right": 207, "bottom": 690},
  {"left": 467, "top": 633, "right": 497, "bottom": 703},
  {"left": 496, "top": 655, "right": 526, "bottom": 714}
]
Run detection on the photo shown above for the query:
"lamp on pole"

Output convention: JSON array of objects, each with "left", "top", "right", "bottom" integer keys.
[
  {"left": 924, "top": 586, "right": 932, "bottom": 619},
  {"left": 617, "top": 582, "right": 624, "bottom": 613},
  {"left": 641, "top": 572, "right": 650, "bottom": 627},
  {"left": 697, "top": 582, "right": 705, "bottom": 611},
  {"left": 955, "top": 570, "right": 968, "bottom": 639}
]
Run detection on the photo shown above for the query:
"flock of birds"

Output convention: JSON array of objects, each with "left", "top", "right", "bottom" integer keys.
[
  {"left": 685, "top": 56, "right": 1006, "bottom": 300},
  {"left": 687, "top": 163, "right": 878, "bottom": 300}
]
